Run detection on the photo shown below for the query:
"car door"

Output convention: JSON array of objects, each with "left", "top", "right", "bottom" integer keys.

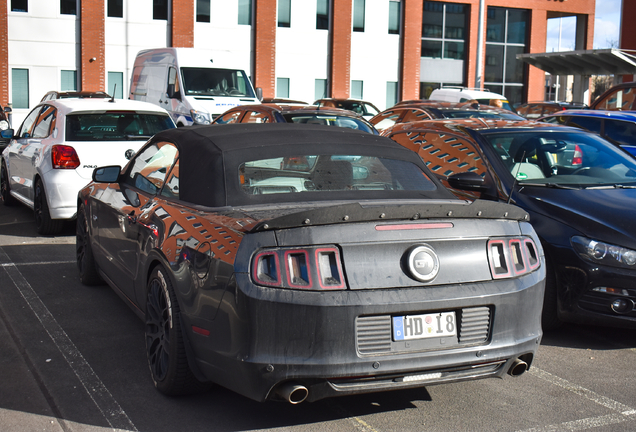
[
  {"left": 6, "top": 106, "right": 44, "bottom": 199},
  {"left": 93, "top": 140, "right": 179, "bottom": 302}
]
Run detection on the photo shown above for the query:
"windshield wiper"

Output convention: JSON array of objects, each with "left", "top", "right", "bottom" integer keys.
[
  {"left": 519, "top": 182, "right": 581, "bottom": 190},
  {"left": 585, "top": 184, "right": 636, "bottom": 189}
]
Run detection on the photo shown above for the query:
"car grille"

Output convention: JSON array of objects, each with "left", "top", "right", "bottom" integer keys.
[{"left": 356, "top": 306, "right": 492, "bottom": 356}]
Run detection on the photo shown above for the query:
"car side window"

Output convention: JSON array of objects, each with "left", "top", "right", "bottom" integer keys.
[
  {"left": 160, "top": 159, "right": 180, "bottom": 199},
  {"left": 568, "top": 116, "right": 602, "bottom": 134},
  {"left": 124, "top": 141, "right": 179, "bottom": 196},
  {"left": 604, "top": 119, "right": 636, "bottom": 146},
  {"left": 215, "top": 110, "right": 241, "bottom": 124},
  {"left": 32, "top": 105, "right": 56, "bottom": 138},
  {"left": 18, "top": 107, "right": 43, "bottom": 138},
  {"left": 243, "top": 110, "right": 269, "bottom": 123}
]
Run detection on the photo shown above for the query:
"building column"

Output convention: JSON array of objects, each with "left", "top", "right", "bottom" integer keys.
[
  {"left": 172, "top": 0, "right": 194, "bottom": 48},
  {"left": 526, "top": 8, "right": 548, "bottom": 102},
  {"left": 254, "top": 0, "right": 277, "bottom": 98},
  {"left": 0, "top": 0, "right": 8, "bottom": 106},
  {"left": 80, "top": 0, "right": 106, "bottom": 92},
  {"left": 400, "top": 0, "right": 422, "bottom": 101},
  {"left": 621, "top": 0, "right": 636, "bottom": 82},
  {"left": 330, "top": 0, "right": 352, "bottom": 98}
]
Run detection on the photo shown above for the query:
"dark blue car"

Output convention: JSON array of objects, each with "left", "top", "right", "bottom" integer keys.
[{"left": 540, "top": 110, "right": 636, "bottom": 157}]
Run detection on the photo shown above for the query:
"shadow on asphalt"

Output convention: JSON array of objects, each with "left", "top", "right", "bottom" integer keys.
[
  {"left": 541, "top": 322, "right": 636, "bottom": 350},
  {"left": 0, "top": 203, "right": 75, "bottom": 239}
]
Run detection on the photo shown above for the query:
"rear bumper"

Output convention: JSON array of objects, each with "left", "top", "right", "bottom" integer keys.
[
  {"left": 187, "top": 269, "right": 545, "bottom": 402},
  {"left": 40, "top": 169, "right": 92, "bottom": 220}
]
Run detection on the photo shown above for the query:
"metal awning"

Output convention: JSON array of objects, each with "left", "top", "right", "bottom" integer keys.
[{"left": 517, "top": 49, "right": 636, "bottom": 76}]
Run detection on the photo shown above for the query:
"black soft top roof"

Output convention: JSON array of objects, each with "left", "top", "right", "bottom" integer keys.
[{"left": 149, "top": 123, "right": 454, "bottom": 207}]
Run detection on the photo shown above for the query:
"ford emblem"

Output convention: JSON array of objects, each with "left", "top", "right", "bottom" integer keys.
[{"left": 406, "top": 245, "right": 440, "bottom": 282}]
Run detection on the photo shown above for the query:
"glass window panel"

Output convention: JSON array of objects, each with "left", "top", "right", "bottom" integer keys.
[
  {"left": 503, "top": 86, "right": 522, "bottom": 107},
  {"left": 61, "top": 70, "right": 77, "bottom": 91},
  {"left": 353, "top": 0, "right": 365, "bottom": 32},
  {"left": 278, "top": 0, "right": 290, "bottom": 27},
  {"left": 12, "top": 68, "right": 29, "bottom": 109},
  {"left": 238, "top": 0, "right": 252, "bottom": 25},
  {"left": 486, "top": 7, "right": 505, "bottom": 43},
  {"left": 11, "top": 0, "right": 28, "bottom": 12},
  {"left": 444, "top": 5, "right": 465, "bottom": 39},
  {"left": 388, "top": 1, "right": 400, "bottom": 35},
  {"left": 444, "top": 41, "right": 464, "bottom": 60},
  {"left": 507, "top": 9, "right": 528, "bottom": 44},
  {"left": 386, "top": 81, "right": 398, "bottom": 108},
  {"left": 421, "top": 40, "right": 442, "bottom": 58},
  {"left": 60, "top": 0, "right": 76, "bottom": 15},
  {"left": 108, "top": 72, "right": 124, "bottom": 99},
  {"left": 317, "top": 0, "right": 329, "bottom": 30},
  {"left": 32, "top": 106, "right": 56, "bottom": 138},
  {"left": 505, "top": 45, "right": 525, "bottom": 83},
  {"left": 153, "top": 0, "right": 168, "bottom": 20},
  {"left": 422, "top": 2, "right": 443, "bottom": 38},
  {"left": 107, "top": 0, "right": 123, "bottom": 17},
  {"left": 352, "top": 80, "right": 363, "bottom": 99},
  {"left": 197, "top": 0, "right": 210, "bottom": 23},
  {"left": 485, "top": 44, "right": 504, "bottom": 83},
  {"left": 276, "top": 78, "right": 290, "bottom": 98},
  {"left": 315, "top": 79, "right": 327, "bottom": 100}
]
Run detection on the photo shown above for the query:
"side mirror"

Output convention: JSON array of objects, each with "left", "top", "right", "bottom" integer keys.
[
  {"left": 3, "top": 106, "right": 12, "bottom": 113},
  {"left": 93, "top": 166, "right": 121, "bottom": 183},
  {"left": 447, "top": 172, "right": 489, "bottom": 191},
  {"left": 256, "top": 87, "right": 263, "bottom": 101},
  {"left": 166, "top": 84, "right": 180, "bottom": 100},
  {"left": 0, "top": 129, "right": 14, "bottom": 139}
]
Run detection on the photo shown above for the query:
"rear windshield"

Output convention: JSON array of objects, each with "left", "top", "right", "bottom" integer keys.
[
  {"left": 240, "top": 155, "right": 437, "bottom": 196},
  {"left": 281, "top": 113, "right": 376, "bottom": 134},
  {"left": 65, "top": 113, "right": 174, "bottom": 141}
]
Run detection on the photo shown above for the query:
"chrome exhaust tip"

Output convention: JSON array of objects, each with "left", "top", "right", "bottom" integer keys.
[
  {"left": 508, "top": 358, "right": 528, "bottom": 377},
  {"left": 276, "top": 383, "right": 309, "bottom": 404}
]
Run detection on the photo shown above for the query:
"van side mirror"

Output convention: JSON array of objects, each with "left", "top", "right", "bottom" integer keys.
[
  {"left": 166, "top": 84, "right": 180, "bottom": 100},
  {"left": 256, "top": 87, "right": 263, "bottom": 101}
]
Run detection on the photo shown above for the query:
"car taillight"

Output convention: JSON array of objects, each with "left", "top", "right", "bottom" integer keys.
[
  {"left": 252, "top": 246, "right": 345, "bottom": 290},
  {"left": 487, "top": 237, "right": 540, "bottom": 279},
  {"left": 572, "top": 144, "right": 583, "bottom": 166},
  {"left": 52, "top": 145, "right": 80, "bottom": 169}
]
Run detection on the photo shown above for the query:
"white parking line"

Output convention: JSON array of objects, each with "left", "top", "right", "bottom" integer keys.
[
  {"left": 515, "top": 368, "right": 636, "bottom": 432},
  {"left": 0, "top": 248, "right": 137, "bottom": 432}
]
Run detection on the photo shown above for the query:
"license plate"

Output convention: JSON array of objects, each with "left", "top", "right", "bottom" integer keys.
[{"left": 393, "top": 312, "right": 457, "bottom": 341}]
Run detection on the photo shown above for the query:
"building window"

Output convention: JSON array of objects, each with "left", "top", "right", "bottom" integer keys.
[
  {"left": 108, "top": 72, "right": 124, "bottom": 99},
  {"left": 11, "top": 0, "right": 27, "bottom": 12},
  {"left": 197, "top": 0, "right": 210, "bottom": 23},
  {"left": 421, "top": 2, "right": 466, "bottom": 60},
  {"left": 485, "top": 7, "right": 528, "bottom": 105},
  {"left": 317, "top": 0, "right": 329, "bottom": 30},
  {"left": 107, "top": 0, "right": 123, "bottom": 17},
  {"left": 352, "top": 80, "right": 363, "bottom": 99},
  {"left": 153, "top": 0, "right": 168, "bottom": 20},
  {"left": 278, "top": 0, "right": 291, "bottom": 27},
  {"left": 12, "top": 69, "right": 29, "bottom": 109},
  {"left": 388, "top": 0, "right": 400, "bottom": 35},
  {"left": 353, "top": 0, "right": 365, "bottom": 32},
  {"left": 238, "top": 0, "right": 252, "bottom": 25},
  {"left": 61, "top": 70, "right": 77, "bottom": 91},
  {"left": 60, "top": 0, "right": 76, "bottom": 15},
  {"left": 276, "top": 78, "right": 290, "bottom": 98},
  {"left": 386, "top": 81, "right": 398, "bottom": 108},
  {"left": 315, "top": 79, "right": 327, "bottom": 100}
]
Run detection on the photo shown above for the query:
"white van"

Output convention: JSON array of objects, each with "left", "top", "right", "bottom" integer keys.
[
  {"left": 429, "top": 87, "right": 512, "bottom": 111},
  {"left": 129, "top": 48, "right": 260, "bottom": 126}
]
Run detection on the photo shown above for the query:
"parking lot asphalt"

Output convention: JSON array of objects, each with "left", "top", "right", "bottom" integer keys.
[{"left": 1, "top": 203, "right": 635, "bottom": 432}]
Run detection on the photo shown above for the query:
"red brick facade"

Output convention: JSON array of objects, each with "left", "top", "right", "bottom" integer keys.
[
  {"left": 172, "top": 0, "right": 195, "bottom": 48},
  {"left": 0, "top": 0, "right": 8, "bottom": 106},
  {"left": 330, "top": 0, "right": 352, "bottom": 98},
  {"left": 80, "top": 0, "right": 106, "bottom": 92},
  {"left": 621, "top": 0, "right": 636, "bottom": 81},
  {"left": 254, "top": 0, "right": 277, "bottom": 96},
  {"left": 401, "top": 0, "right": 423, "bottom": 101}
]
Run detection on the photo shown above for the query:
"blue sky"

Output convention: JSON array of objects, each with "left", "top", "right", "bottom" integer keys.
[{"left": 546, "top": 0, "right": 622, "bottom": 51}]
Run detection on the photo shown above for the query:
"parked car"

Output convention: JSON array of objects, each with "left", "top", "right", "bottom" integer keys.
[
  {"left": 515, "top": 101, "right": 587, "bottom": 119},
  {"left": 261, "top": 97, "right": 308, "bottom": 105},
  {"left": 0, "top": 98, "right": 175, "bottom": 235},
  {"left": 590, "top": 81, "right": 636, "bottom": 111},
  {"left": 0, "top": 104, "right": 12, "bottom": 152},
  {"left": 428, "top": 87, "right": 513, "bottom": 111},
  {"left": 383, "top": 119, "right": 636, "bottom": 330},
  {"left": 370, "top": 102, "right": 523, "bottom": 132},
  {"left": 540, "top": 110, "right": 636, "bottom": 156},
  {"left": 40, "top": 91, "right": 112, "bottom": 102},
  {"left": 76, "top": 123, "right": 544, "bottom": 403},
  {"left": 313, "top": 98, "right": 380, "bottom": 119},
  {"left": 212, "top": 103, "right": 378, "bottom": 134}
]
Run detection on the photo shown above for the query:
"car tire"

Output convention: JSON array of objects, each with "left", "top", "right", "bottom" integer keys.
[
  {"left": 34, "top": 179, "right": 64, "bottom": 235},
  {"left": 145, "top": 266, "right": 209, "bottom": 396},
  {"left": 1, "top": 160, "right": 17, "bottom": 206},
  {"left": 541, "top": 258, "right": 562, "bottom": 331},
  {"left": 76, "top": 203, "right": 103, "bottom": 286}
]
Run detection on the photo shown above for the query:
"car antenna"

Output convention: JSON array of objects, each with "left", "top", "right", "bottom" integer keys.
[
  {"left": 109, "top": 84, "right": 117, "bottom": 103},
  {"left": 507, "top": 150, "right": 526, "bottom": 205}
]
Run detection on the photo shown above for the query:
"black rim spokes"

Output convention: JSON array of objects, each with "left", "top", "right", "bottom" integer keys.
[{"left": 146, "top": 280, "right": 170, "bottom": 381}]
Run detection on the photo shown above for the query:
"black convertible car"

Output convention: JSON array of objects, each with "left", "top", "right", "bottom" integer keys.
[
  {"left": 77, "top": 123, "right": 544, "bottom": 403},
  {"left": 384, "top": 119, "right": 636, "bottom": 330}
]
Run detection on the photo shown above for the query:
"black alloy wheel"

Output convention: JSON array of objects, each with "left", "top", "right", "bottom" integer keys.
[
  {"left": 1, "top": 161, "right": 16, "bottom": 206},
  {"left": 34, "top": 179, "right": 64, "bottom": 235},
  {"left": 76, "top": 203, "right": 102, "bottom": 285},
  {"left": 145, "top": 266, "right": 208, "bottom": 395}
]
